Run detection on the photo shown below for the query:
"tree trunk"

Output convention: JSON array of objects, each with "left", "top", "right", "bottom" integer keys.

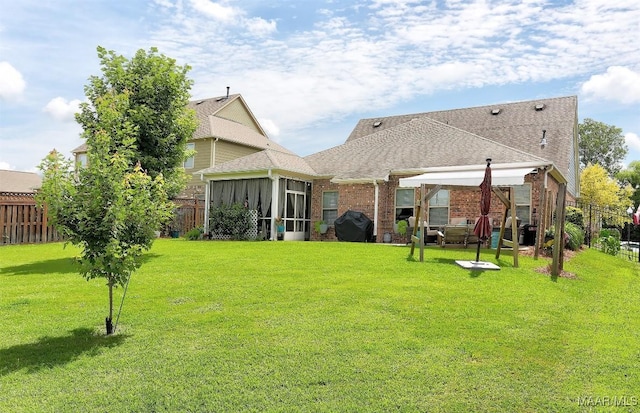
[{"left": 106, "top": 281, "right": 114, "bottom": 335}]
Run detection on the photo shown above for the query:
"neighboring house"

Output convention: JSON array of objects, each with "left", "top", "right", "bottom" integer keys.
[
  {"left": 0, "top": 169, "right": 42, "bottom": 201},
  {"left": 0, "top": 170, "right": 47, "bottom": 245}
]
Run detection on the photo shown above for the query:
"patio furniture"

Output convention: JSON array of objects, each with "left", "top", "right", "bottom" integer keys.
[{"left": 437, "top": 222, "right": 478, "bottom": 248}]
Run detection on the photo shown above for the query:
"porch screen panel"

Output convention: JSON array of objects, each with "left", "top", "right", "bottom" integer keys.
[
  {"left": 234, "top": 180, "right": 248, "bottom": 205},
  {"left": 210, "top": 181, "right": 222, "bottom": 207},
  {"left": 222, "top": 181, "right": 235, "bottom": 205},
  {"left": 259, "top": 179, "right": 272, "bottom": 217},
  {"left": 246, "top": 180, "right": 261, "bottom": 211}
]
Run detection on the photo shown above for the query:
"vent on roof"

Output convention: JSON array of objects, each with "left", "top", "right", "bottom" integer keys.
[
  {"left": 535, "top": 103, "right": 546, "bottom": 111},
  {"left": 216, "top": 97, "right": 225, "bottom": 102},
  {"left": 195, "top": 100, "right": 205, "bottom": 105},
  {"left": 373, "top": 121, "right": 382, "bottom": 128},
  {"left": 491, "top": 108, "right": 501, "bottom": 115}
]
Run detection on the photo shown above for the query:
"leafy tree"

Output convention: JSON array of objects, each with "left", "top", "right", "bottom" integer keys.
[
  {"left": 579, "top": 118, "right": 627, "bottom": 176},
  {"left": 580, "top": 164, "right": 633, "bottom": 236},
  {"left": 616, "top": 160, "right": 640, "bottom": 208},
  {"left": 37, "top": 47, "right": 197, "bottom": 335},
  {"left": 581, "top": 164, "right": 633, "bottom": 210},
  {"left": 76, "top": 46, "right": 197, "bottom": 198}
]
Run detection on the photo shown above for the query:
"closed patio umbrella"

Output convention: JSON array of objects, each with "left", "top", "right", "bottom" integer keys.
[{"left": 473, "top": 159, "right": 493, "bottom": 262}]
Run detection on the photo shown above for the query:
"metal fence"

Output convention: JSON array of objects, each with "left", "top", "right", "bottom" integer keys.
[{"left": 570, "top": 200, "right": 640, "bottom": 263}]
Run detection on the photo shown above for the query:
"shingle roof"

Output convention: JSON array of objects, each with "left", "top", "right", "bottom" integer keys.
[
  {"left": 196, "top": 149, "right": 317, "bottom": 177},
  {"left": 71, "top": 93, "right": 281, "bottom": 154},
  {"left": 305, "top": 116, "right": 550, "bottom": 181},
  {"left": 0, "top": 170, "right": 42, "bottom": 193},
  {"left": 346, "top": 95, "right": 577, "bottom": 181},
  {"left": 206, "top": 116, "right": 294, "bottom": 154}
]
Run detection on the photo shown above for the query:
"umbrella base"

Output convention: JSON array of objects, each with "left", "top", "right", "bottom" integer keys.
[{"left": 455, "top": 260, "right": 500, "bottom": 270}]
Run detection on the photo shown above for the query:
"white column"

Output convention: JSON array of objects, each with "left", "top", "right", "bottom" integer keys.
[
  {"left": 271, "top": 174, "right": 279, "bottom": 240},
  {"left": 203, "top": 177, "right": 210, "bottom": 234}
]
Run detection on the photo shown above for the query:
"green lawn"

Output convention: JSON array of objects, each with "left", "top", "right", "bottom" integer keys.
[{"left": 1, "top": 240, "right": 639, "bottom": 412}]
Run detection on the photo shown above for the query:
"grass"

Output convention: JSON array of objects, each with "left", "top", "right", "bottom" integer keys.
[{"left": 1, "top": 240, "right": 639, "bottom": 412}]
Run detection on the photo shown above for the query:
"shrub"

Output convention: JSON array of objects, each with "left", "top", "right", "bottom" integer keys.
[
  {"left": 396, "top": 220, "right": 408, "bottom": 236},
  {"left": 185, "top": 227, "right": 203, "bottom": 241},
  {"left": 209, "top": 203, "right": 252, "bottom": 240},
  {"left": 565, "top": 206, "right": 584, "bottom": 229},
  {"left": 598, "top": 228, "right": 621, "bottom": 256},
  {"left": 564, "top": 222, "right": 584, "bottom": 251}
]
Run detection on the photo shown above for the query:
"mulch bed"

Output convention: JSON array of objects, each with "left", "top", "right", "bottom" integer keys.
[{"left": 519, "top": 246, "right": 579, "bottom": 279}]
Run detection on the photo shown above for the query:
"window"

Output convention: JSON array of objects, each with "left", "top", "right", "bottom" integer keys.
[
  {"left": 395, "top": 188, "right": 415, "bottom": 222},
  {"left": 183, "top": 143, "right": 195, "bottom": 169},
  {"left": 322, "top": 191, "right": 338, "bottom": 225},
  {"left": 514, "top": 184, "right": 532, "bottom": 224},
  {"left": 77, "top": 153, "right": 87, "bottom": 168},
  {"left": 428, "top": 189, "right": 449, "bottom": 226}
]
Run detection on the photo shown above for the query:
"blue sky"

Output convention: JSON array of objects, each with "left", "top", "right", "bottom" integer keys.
[{"left": 1, "top": 0, "right": 639, "bottom": 173}]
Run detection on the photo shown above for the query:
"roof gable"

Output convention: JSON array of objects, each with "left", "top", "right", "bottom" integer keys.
[{"left": 189, "top": 93, "right": 268, "bottom": 139}]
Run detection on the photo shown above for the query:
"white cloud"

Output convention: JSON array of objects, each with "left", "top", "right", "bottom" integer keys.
[
  {"left": 43, "top": 97, "right": 82, "bottom": 122},
  {"left": 245, "top": 17, "right": 277, "bottom": 37},
  {"left": 581, "top": 66, "right": 640, "bottom": 104},
  {"left": 0, "top": 161, "right": 15, "bottom": 170},
  {"left": 625, "top": 132, "right": 640, "bottom": 152},
  {"left": 0, "top": 62, "right": 26, "bottom": 101},
  {"left": 190, "top": 0, "right": 239, "bottom": 21},
  {"left": 258, "top": 118, "right": 280, "bottom": 138}
]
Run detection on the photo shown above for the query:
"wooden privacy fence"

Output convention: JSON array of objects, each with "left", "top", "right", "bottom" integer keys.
[
  {"left": 170, "top": 198, "right": 205, "bottom": 236},
  {"left": 0, "top": 193, "right": 62, "bottom": 245}
]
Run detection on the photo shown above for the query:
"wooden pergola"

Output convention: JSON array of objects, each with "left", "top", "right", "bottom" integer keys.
[{"left": 399, "top": 163, "right": 567, "bottom": 275}]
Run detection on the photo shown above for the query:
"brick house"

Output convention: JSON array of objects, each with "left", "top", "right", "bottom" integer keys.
[
  {"left": 197, "top": 95, "right": 577, "bottom": 244},
  {"left": 73, "top": 93, "right": 578, "bottom": 244},
  {"left": 305, "top": 96, "right": 578, "bottom": 244}
]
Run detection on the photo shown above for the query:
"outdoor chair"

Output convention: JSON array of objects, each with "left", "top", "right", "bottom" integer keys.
[{"left": 436, "top": 218, "right": 477, "bottom": 248}]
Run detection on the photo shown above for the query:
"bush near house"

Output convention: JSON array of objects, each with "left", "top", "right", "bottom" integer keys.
[{"left": 209, "top": 203, "right": 252, "bottom": 240}]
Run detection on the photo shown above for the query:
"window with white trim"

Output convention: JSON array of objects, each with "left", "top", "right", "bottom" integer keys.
[
  {"left": 322, "top": 191, "right": 338, "bottom": 225},
  {"left": 514, "top": 184, "right": 532, "bottom": 224},
  {"left": 183, "top": 143, "right": 195, "bottom": 169},
  {"left": 395, "top": 188, "right": 415, "bottom": 222},
  {"left": 428, "top": 189, "right": 449, "bottom": 226}
]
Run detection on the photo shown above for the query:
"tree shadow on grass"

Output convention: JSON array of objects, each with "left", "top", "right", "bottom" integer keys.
[
  {"left": 0, "top": 328, "right": 128, "bottom": 376},
  {"left": 1, "top": 253, "right": 161, "bottom": 277},
  {"left": 0, "top": 257, "right": 80, "bottom": 276}
]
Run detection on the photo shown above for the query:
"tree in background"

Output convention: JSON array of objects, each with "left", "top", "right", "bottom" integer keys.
[
  {"left": 616, "top": 160, "right": 640, "bottom": 208},
  {"left": 580, "top": 164, "right": 633, "bottom": 237},
  {"left": 37, "top": 47, "right": 197, "bottom": 335},
  {"left": 579, "top": 118, "right": 627, "bottom": 177}
]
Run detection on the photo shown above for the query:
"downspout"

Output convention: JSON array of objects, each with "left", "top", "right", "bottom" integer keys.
[{"left": 373, "top": 180, "right": 379, "bottom": 241}]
